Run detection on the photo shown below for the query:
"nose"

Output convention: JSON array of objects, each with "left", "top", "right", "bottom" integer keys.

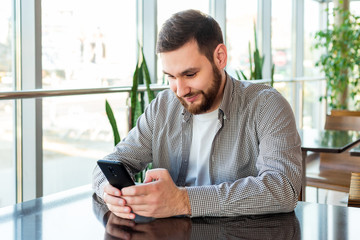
[{"left": 175, "top": 79, "right": 190, "bottom": 98}]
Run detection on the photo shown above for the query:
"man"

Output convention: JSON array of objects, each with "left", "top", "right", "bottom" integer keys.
[{"left": 93, "top": 9, "right": 302, "bottom": 219}]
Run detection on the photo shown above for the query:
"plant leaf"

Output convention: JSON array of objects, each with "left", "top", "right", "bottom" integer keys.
[
  {"left": 105, "top": 100, "right": 121, "bottom": 146},
  {"left": 130, "top": 61, "right": 140, "bottom": 128},
  {"left": 141, "top": 49, "right": 155, "bottom": 102},
  {"left": 240, "top": 70, "right": 248, "bottom": 80}
]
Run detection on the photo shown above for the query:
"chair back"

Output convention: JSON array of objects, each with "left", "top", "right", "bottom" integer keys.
[
  {"left": 330, "top": 110, "right": 360, "bottom": 117},
  {"left": 348, "top": 172, "right": 360, "bottom": 207},
  {"left": 320, "top": 114, "right": 360, "bottom": 174},
  {"left": 324, "top": 115, "right": 360, "bottom": 131}
]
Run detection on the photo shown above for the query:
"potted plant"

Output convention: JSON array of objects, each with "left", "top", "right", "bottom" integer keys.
[
  {"left": 314, "top": 7, "right": 360, "bottom": 110},
  {"left": 236, "top": 22, "right": 275, "bottom": 87},
  {"left": 105, "top": 47, "right": 154, "bottom": 182}
]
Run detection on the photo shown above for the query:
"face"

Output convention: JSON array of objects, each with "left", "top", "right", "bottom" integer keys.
[{"left": 161, "top": 40, "right": 224, "bottom": 114}]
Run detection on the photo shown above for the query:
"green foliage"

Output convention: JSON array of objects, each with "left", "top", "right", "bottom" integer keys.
[
  {"left": 105, "top": 47, "right": 155, "bottom": 183},
  {"left": 105, "top": 100, "right": 121, "bottom": 146},
  {"left": 314, "top": 8, "right": 360, "bottom": 110},
  {"left": 130, "top": 47, "right": 156, "bottom": 128},
  {"left": 236, "top": 22, "right": 275, "bottom": 87}
]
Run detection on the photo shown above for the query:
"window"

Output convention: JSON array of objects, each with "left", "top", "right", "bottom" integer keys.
[
  {"left": 42, "top": 0, "right": 137, "bottom": 89},
  {"left": 303, "top": 0, "right": 325, "bottom": 128},
  {"left": 0, "top": 0, "right": 15, "bottom": 208},
  {"left": 304, "top": 0, "right": 322, "bottom": 77},
  {"left": 43, "top": 93, "right": 129, "bottom": 195},
  {"left": 272, "top": 0, "right": 292, "bottom": 80},
  {"left": 226, "top": 0, "right": 258, "bottom": 79},
  {"left": 271, "top": 0, "right": 294, "bottom": 120},
  {"left": 0, "top": 0, "right": 332, "bottom": 205},
  {"left": 41, "top": 0, "right": 136, "bottom": 196},
  {"left": 0, "top": 101, "right": 15, "bottom": 207}
]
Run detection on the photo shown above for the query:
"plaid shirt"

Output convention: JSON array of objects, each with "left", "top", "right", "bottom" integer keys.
[{"left": 93, "top": 74, "right": 302, "bottom": 217}]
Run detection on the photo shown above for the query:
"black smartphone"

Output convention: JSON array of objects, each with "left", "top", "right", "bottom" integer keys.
[{"left": 97, "top": 160, "right": 135, "bottom": 190}]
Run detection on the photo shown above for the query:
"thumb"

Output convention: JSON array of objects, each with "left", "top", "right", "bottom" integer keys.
[{"left": 143, "top": 168, "right": 168, "bottom": 183}]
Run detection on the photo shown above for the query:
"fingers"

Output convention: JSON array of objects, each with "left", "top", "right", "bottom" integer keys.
[
  {"left": 106, "top": 199, "right": 135, "bottom": 219},
  {"left": 143, "top": 168, "right": 170, "bottom": 183},
  {"left": 108, "top": 205, "right": 136, "bottom": 219},
  {"left": 104, "top": 183, "right": 121, "bottom": 197},
  {"left": 104, "top": 192, "right": 126, "bottom": 206},
  {"left": 104, "top": 169, "right": 178, "bottom": 218},
  {"left": 103, "top": 183, "right": 136, "bottom": 220}
]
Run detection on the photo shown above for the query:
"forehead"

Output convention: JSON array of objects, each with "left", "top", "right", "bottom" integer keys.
[{"left": 160, "top": 40, "right": 210, "bottom": 75}]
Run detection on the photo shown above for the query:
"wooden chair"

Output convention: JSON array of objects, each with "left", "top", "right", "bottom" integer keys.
[
  {"left": 330, "top": 110, "right": 360, "bottom": 117},
  {"left": 348, "top": 172, "right": 360, "bottom": 207},
  {"left": 324, "top": 115, "right": 360, "bottom": 131},
  {"left": 306, "top": 115, "right": 360, "bottom": 196}
]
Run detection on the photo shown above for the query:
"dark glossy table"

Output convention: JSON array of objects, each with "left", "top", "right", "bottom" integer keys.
[
  {"left": 1, "top": 185, "right": 360, "bottom": 240},
  {"left": 350, "top": 145, "right": 360, "bottom": 156},
  {"left": 299, "top": 129, "right": 360, "bottom": 200}
]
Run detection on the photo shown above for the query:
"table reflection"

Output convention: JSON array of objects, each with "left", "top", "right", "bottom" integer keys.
[
  {"left": 299, "top": 129, "right": 360, "bottom": 153},
  {"left": 92, "top": 194, "right": 300, "bottom": 240}
]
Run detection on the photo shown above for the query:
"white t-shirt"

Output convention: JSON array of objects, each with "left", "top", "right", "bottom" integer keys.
[{"left": 186, "top": 109, "right": 219, "bottom": 186}]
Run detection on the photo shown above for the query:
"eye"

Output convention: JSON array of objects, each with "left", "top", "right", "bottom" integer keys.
[
  {"left": 166, "top": 74, "right": 175, "bottom": 80},
  {"left": 186, "top": 72, "right": 196, "bottom": 78}
]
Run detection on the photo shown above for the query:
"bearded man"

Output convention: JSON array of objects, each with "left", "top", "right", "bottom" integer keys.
[{"left": 93, "top": 9, "right": 302, "bottom": 219}]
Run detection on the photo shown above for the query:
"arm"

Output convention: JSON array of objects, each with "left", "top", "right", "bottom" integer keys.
[
  {"left": 92, "top": 95, "right": 157, "bottom": 200},
  {"left": 186, "top": 91, "right": 302, "bottom": 217}
]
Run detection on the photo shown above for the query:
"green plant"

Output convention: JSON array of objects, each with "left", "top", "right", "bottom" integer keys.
[
  {"left": 105, "top": 100, "right": 121, "bottom": 146},
  {"left": 130, "top": 47, "right": 155, "bottom": 128},
  {"left": 314, "top": 8, "right": 360, "bottom": 110},
  {"left": 236, "top": 22, "right": 275, "bottom": 87},
  {"left": 105, "top": 47, "right": 154, "bottom": 182}
]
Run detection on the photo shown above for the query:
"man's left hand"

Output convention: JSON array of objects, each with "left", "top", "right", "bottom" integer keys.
[{"left": 121, "top": 168, "right": 191, "bottom": 218}]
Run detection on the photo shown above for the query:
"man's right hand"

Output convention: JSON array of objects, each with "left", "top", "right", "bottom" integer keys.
[{"left": 103, "top": 183, "right": 136, "bottom": 219}]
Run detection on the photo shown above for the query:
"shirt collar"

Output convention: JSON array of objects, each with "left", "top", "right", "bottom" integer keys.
[{"left": 218, "top": 72, "right": 233, "bottom": 121}]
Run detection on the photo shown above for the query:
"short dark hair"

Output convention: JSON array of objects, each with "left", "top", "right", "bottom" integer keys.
[{"left": 156, "top": 9, "right": 223, "bottom": 62}]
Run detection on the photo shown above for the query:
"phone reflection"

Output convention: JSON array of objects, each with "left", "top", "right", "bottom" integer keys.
[{"left": 93, "top": 194, "right": 300, "bottom": 240}]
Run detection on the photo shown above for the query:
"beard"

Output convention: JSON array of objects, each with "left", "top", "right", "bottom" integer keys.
[{"left": 177, "top": 63, "right": 222, "bottom": 115}]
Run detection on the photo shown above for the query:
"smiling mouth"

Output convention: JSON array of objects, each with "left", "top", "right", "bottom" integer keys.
[{"left": 184, "top": 94, "right": 199, "bottom": 103}]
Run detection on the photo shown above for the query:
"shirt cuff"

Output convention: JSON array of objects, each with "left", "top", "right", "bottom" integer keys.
[{"left": 186, "top": 185, "right": 222, "bottom": 217}]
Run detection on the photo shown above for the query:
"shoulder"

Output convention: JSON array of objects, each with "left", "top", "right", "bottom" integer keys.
[
  {"left": 147, "top": 89, "right": 184, "bottom": 116},
  {"left": 231, "top": 79, "right": 284, "bottom": 109},
  {"left": 151, "top": 89, "right": 180, "bottom": 107}
]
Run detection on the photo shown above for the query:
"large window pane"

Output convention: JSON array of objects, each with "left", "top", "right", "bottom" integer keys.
[
  {"left": 329, "top": 1, "right": 360, "bottom": 16},
  {"left": 0, "top": 0, "right": 15, "bottom": 208},
  {"left": 351, "top": 2, "right": 360, "bottom": 15},
  {"left": 304, "top": 0, "right": 322, "bottom": 77},
  {"left": 0, "top": 101, "right": 15, "bottom": 207},
  {"left": 303, "top": 80, "right": 326, "bottom": 129},
  {"left": 272, "top": 0, "right": 292, "bottom": 79},
  {"left": 303, "top": 0, "right": 325, "bottom": 129},
  {"left": 156, "top": 0, "right": 209, "bottom": 83},
  {"left": 274, "top": 81, "right": 295, "bottom": 110},
  {"left": 226, "top": 0, "right": 257, "bottom": 78},
  {"left": 0, "top": 0, "right": 14, "bottom": 91},
  {"left": 42, "top": 0, "right": 136, "bottom": 89},
  {"left": 43, "top": 93, "right": 129, "bottom": 195}
]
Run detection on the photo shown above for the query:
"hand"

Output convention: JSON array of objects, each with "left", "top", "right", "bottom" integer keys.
[
  {"left": 104, "top": 212, "right": 191, "bottom": 240},
  {"left": 103, "top": 183, "right": 136, "bottom": 219},
  {"left": 121, "top": 168, "right": 191, "bottom": 218}
]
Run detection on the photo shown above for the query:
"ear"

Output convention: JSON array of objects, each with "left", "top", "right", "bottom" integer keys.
[{"left": 213, "top": 44, "right": 227, "bottom": 69}]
